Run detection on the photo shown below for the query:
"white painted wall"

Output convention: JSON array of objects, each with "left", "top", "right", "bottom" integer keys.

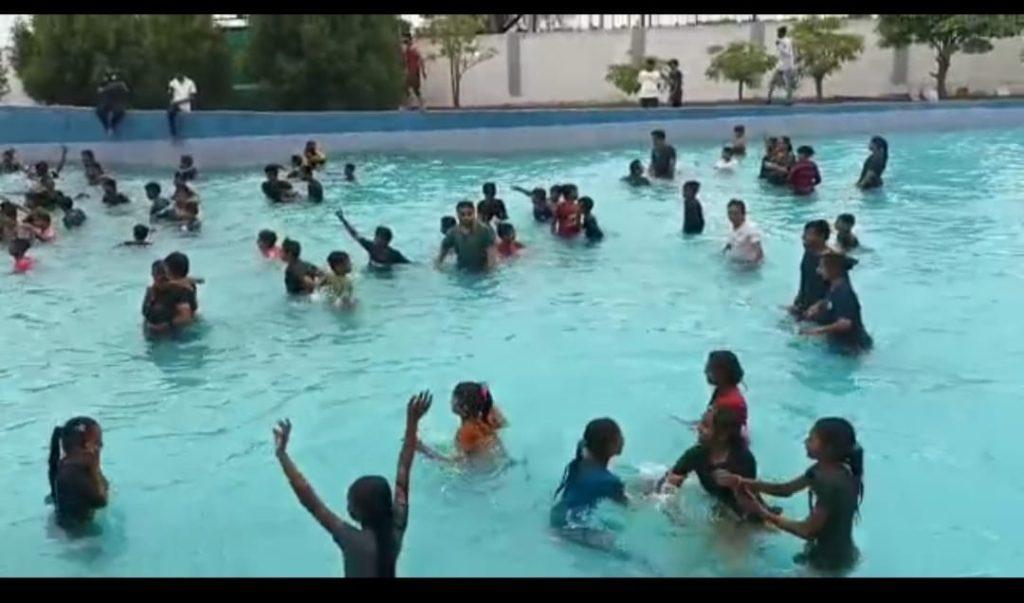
[{"left": 418, "top": 18, "right": 1024, "bottom": 107}]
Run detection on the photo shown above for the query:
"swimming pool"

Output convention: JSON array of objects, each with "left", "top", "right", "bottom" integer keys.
[{"left": 2, "top": 126, "right": 1024, "bottom": 577}]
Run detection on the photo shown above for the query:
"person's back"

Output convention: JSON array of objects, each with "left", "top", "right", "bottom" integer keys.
[
  {"left": 789, "top": 157, "right": 821, "bottom": 196},
  {"left": 550, "top": 461, "right": 624, "bottom": 528},
  {"left": 683, "top": 198, "right": 704, "bottom": 234},
  {"left": 53, "top": 457, "right": 106, "bottom": 528}
]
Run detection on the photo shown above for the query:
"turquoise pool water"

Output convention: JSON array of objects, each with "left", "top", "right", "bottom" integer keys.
[{"left": 2, "top": 127, "right": 1024, "bottom": 577}]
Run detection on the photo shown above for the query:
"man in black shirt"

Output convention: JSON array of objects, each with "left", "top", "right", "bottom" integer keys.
[
  {"left": 281, "top": 238, "right": 323, "bottom": 295},
  {"left": 96, "top": 71, "right": 130, "bottom": 137},
  {"left": 336, "top": 210, "right": 410, "bottom": 270},
  {"left": 648, "top": 129, "right": 677, "bottom": 180},
  {"left": 667, "top": 59, "right": 683, "bottom": 107},
  {"left": 788, "top": 220, "right": 830, "bottom": 318},
  {"left": 477, "top": 182, "right": 508, "bottom": 224},
  {"left": 261, "top": 165, "right": 298, "bottom": 204}
]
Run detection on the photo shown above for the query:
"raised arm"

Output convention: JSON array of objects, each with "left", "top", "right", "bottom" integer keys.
[
  {"left": 394, "top": 391, "right": 432, "bottom": 529},
  {"left": 335, "top": 209, "right": 361, "bottom": 242},
  {"left": 511, "top": 186, "right": 532, "bottom": 197},
  {"left": 54, "top": 145, "right": 68, "bottom": 176},
  {"left": 273, "top": 419, "right": 351, "bottom": 536}
]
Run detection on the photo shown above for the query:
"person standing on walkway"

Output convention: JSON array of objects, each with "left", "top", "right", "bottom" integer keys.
[
  {"left": 767, "top": 27, "right": 797, "bottom": 105},
  {"left": 167, "top": 72, "right": 198, "bottom": 140},
  {"left": 96, "top": 70, "right": 130, "bottom": 137},
  {"left": 637, "top": 59, "right": 663, "bottom": 108},
  {"left": 667, "top": 59, "right": 683, "bottom": 107},
  {"left": 403, "top": 35, "right": 427, "bottom": 111}
]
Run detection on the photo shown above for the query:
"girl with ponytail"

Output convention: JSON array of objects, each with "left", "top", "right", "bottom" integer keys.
[
  {"left": 856, "top": 135, "right": 889, "bottom": 190},
  {"left": 738, "top": 417, "right": 863, "bottom": 572},
  {"left": 47, "top": 416, "right": 108, "bottom": 529},
  {"left": 416, "top": 381, "right": 508, "bottom": 464},
  {"left": 273, "top": 391, "right": 432, "bottom": 578},
  {"left": 550, "top": 418, "right": 628, "bottom": 543}
]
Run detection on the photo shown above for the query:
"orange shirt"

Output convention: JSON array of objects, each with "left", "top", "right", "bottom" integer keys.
[{"left": 455, "top": 406, "right": 507, "bottom": 455}]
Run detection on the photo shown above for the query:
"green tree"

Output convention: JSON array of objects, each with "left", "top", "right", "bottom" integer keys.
[
  {"left": 705, "top": 42, "right": 777, "bottom": 101},
  {"left": 877, "top": 15, "right": 1024, "bottom": 99},
  {"left": 605, "top": 56, "right": 670, "bottom": 97},
  {"left": 423, "top": 15, "right": 497, "bottom": 108},
  {"left": 0, "top": 51, "right": 9, "bottom": 100},
  {"left": 246, "top": 14, "right": 405, "bottom": 110},
  {"left": 12, "top": 15, "right": 233, "bottom": 108},
  {"left": 792, "top": 17, "right": 864, "bottom": 101}
]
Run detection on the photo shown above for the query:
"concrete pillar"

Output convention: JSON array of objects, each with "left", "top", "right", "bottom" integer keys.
[
  {"left": 749, "top": 20, "right": 766, "bottom": 47},
  {"left": 890, "top": 46, "right": 909, "bottom": 86},
  {"left": 507, "top": 32, "right": 522, "bottom": 97},
  {"left": 629, "top": 25, "right": 646, "bottom": 65}
]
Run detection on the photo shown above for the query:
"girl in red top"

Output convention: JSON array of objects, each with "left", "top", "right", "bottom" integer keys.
[
  {"left": 704, "top": 350, "right": 748, "bottom": 430},
  {"left": 788, "top": 145, "right": 822, "bottom": 196},
  {"left": 552, "top": 184, "right": 582, "bottom": 238}
]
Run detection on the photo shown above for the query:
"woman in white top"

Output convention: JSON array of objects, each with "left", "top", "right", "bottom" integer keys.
[
  {"left": 723, "top": 199, "right": 764, "bottom": 266},
  {"left": 637, "top": 59, "right": 663, "bottom": 108}
]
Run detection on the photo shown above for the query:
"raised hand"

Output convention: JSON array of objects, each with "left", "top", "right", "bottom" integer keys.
[
  {"left": 273, "top": 419, "right": 293, "bottom": 455},
  {"left": 406, "top": 391, "right": 433, "bottom": 424}
]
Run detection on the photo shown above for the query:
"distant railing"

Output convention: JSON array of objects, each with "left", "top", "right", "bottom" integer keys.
[{"left": 508, "top": 14, "right": 866, "bottom": 33}]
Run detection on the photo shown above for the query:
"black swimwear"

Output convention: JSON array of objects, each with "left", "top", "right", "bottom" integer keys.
[
  {"left": 815, "top": 280, "right": 872, "bottom": 352},
  {"left": 582, "top": 214, "right": 604, "bottom": 241},
  {"left": 285, "top": 260, "right": 320, "bottom": 295},
  {"left": 63, "top": 209, "right": 87, "bottom": 229},
  {"left": 794, "top": 249, "right": 828, "bottom": 314},
  {"left": 102, "top": 193, "right": 130, "bottom": 207},
  {"left": 683, "top": 198, "right": 704, "bottom": 234},
  {"left": 262, "top": 180, "right": 294, "bottom": 203},
  {"left": 859, "top": 153, "right": 886, "bottom": 189},
  {"left": 801, "top": 463, "right": 860, "bottom": 571},
  {"left": 358, "top": 237, "right": 410, "bottom": 268},
  {"left": 650, "top": 145, "right": 677, "bottom": 179},
  {"left": 53, "top": 460, "right": 106, "bottom": 529},
  {"left": 176, "top": 167, "right": 198, "bottom": 182},
  {"left": 672, "top": 443, "right": 757, "bottom": 519},
  {"left": 477, "top": 198, "right": 508, "bottom": 223}
]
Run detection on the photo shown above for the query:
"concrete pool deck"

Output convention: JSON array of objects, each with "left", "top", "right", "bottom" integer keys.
[{"left": 2, "top": 100, "right": 1023, "bottom": 168}]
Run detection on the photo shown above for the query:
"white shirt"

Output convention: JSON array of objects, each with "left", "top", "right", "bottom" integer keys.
[
  {"left": 169, "top": 77, "right": 197, "bottom": 111},
  {"left": 726, "top": 220, "right": 763, "bottom": 263},
  {"left": 715, "top": 158, "right": 739, "bottom": 171},
  {"left": 776, "top": 37, "right": 795, "bottom": 71},
  {"left": 637, "top": 69, "right": 661, "bottom": 99}
]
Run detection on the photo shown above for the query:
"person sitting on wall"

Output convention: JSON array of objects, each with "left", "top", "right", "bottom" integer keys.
[
  {"left": 167, "top": 72, "right": 198, "bottom": 140},
  {"left": 96, "top": 70, "right": 131, "bottom": 138}
]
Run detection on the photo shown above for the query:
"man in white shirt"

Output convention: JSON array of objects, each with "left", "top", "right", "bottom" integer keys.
[
  {"left": 167, "top": 72, "right": 197, "bottom": 139},
  {"left": 724, "top": 199, "right": 764, "bottom": 265},
  {"left": 767, "top": 26, "right": 796, "bottom": 105},
  {"left": 637, "top": 59, "right": 662, "bottom": 108}
]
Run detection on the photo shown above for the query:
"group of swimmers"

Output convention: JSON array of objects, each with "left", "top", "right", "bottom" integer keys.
[
  {"left": 15, "top": 123, "right": 888, "bottom": 577},
  {"left": 45, "top": 350, "right": 865, "bottom": 576}
]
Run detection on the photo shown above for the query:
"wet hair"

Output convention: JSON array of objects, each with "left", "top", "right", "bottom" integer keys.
[
  {"left": 258, "top": 229, "right": 278, "bottom": 248},
  {"left": 151, "top": 260, "right": 167, "bottom": 279},
  {"left": 870, "top": 135, "right": 889, "bottom": 172},
  {"left": 35, "top": 161, "right": 49, "bottom": 176},
  {"left": 452, "top": 382, "right": 495, "bottom": 422},
  {"left": 496, "top": 222, "right": 515, "bottom": 238},
  {"left": 734, "top": 125, "right": 745, "bottom": 134},
  {"left": 48, "top": 416, "right": 100, "bottom": 500},
  {"left": 554, "top": 417, "right": 622, "bottom": 499},
  {"left": 31, "top": 210, "right": 51, "bottom": 227},
  {"left": 1, "top": 200, "right": 18, "bottom": 219},
  {"left": 710, "top": 406, "right": 747, "bottom": 451},
  {"left": 144, "top": 182, "right": 161, "bottom": 196},
  {"left": 722, "top": 146, "right": 734, "bottom": 158},
  {"left": 281, "top": 238, "right": 301, "bottom": 260},
  {"left": 101, "top": 177, "right": 117, "bottom": 192},
  {"left": 133, "top": 224, "right": 150, "bottom": 242},
  {"left": 455, "top": 200, "right": 474, "bottom": 213},
  {"left": 374, "top": 226, "right": 393, "bottom": 243},
  {"left": 727, "top": 199, "right": 746, "bottom": 214},
  {"left": 563, "top": 184, "right": 579, "bottom": 201},
  {"left": 347, "top": 475, "right": 396, "bottom": 577},
  {"left": 707, "top": 350, "right": 744, "bottom": 390},
  {"left": 264, "top": 164, "right": 279, "bottom": 176},
  {"left": 290, "top": 154, "right": 303, "bottom": 167},
  {"left": 683, "top": 180, "right": 700, "bottom": 196},
  {"left": 781, "top": 137, "right": 793, "bottom": 152},
  {"left": 549, "top": 184, "right": 563, "bottom": 201},
  {"left": 645, "top": 58, "right": 656, "bottom": 69},
  {"left": 668, "top": 59, "right": 679, "bottom": 68},
  {"left": 651, "top": 129, "right": 666, "bottom": 141},
  {"left": 82, "top": 149, "right": 95, "bottom": 161},
  {"left": 2, "top": 148, "right": 13, "bottom": 158},
  {"left": 327, "top": 250, "right": 349, "bottom": 269},
  {"left": 163, "top": 251, "right": 190, "bottom": 278},
  {"left": 777, "top": 26, "right": 788, "bottom": 37},
  {"left": 9, "top": 238, "right": 31, "bottom": 258},
  {"left": 797, "top": 145, "right": 815, "bottom": 158},
  {"left": 629, "top": 159, "right": 643, "bottom": 174},
  {"left": 837, "top": 213, "right": 856, "bottom": 227},
  {"left": 482, "top": 182, "right": 497, "bottom": 197},
  {"left": 56, "top": 194, "right": 74, "bottom": 212},
  {"left": 180, "top": 155, "right": 194, "bottom": 167},
  {"left": 304, "top": 140, "right": 317, "bottom": 151},
  {"left": 811, "top": 417, "right": 864, "bottom": 508},
  {"left": 530, "top": 187, "right": 546, "bottom": 201},
  {"left": 579, "top": 196, "right": 594, "bottom": 212},
  {"left": 440, "top": 216, "right": 456, "bottom": 233},
  {"left": 344, "top": 163, "right": 356, "bottom": 173},
  {"left": 805, "top": 219, "right": 830, "bottom": 240}
]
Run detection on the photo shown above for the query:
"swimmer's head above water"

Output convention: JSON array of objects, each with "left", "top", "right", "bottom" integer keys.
[
  {"left": 48, "top": 416, "right": 103, "bottom": 499},
  {"left": 451, "top": 382, "right": 494, "bottom": 421},
  {"left": 726, "top": 199, "right": 747, "bottom": 228},
  {"left": 132, "top": 224, "right": 150, "bottom": 243},
  {"left": 683, "top": 180, "right": 700, "bottom": 199},
  {"left": 373, "top": 226, "right": 393, "bottom": 248},
  {"left": 629, "top": 159, "right": 644, "bottom": 177},
  {"left": 797, "top": 145, "right": 815, "bottom": 160},
  {"left": 803, "top": 219, "right": 830, "bottom": 251},
  {"left": 164, "top": 251, "right": 190, "bottom": 279},
  {"left": 440, "top": 216, "right": 456, "bottom": 234},
  {"left": 482, "top": 182, "right": 497, "bottom": 200},
  {"left": 555, "top": 417, "right": 624, "bottom": 498},
  {"left": 705, "top": 350, "right": 744, "bottom": 389},
  {"left": 698, "top": 405, "right": 745, "bottom": 449},
  {"left": 344, "top": 163, "right": 356, "bottom": 181},
  {"left": 806, "top": 417, "right": 864, "bottom": 505},
  {"left": 347, "top": 475, "right": 397, "bottom": 577},
  {"left": 578, "top": 196, "right": 595, "bottom": 215},
  {"left": 290, "top": 155, "right": 303, "bottom": 169},
  {"left": 281, "top": 238, "right": 301, "bottom": 263},
  {"left": 721, "top": 146, "right": 735, "bottom": 161},
  {"left": 455, "top": 201, "right": 476, "bottom": 228},
  {"left": 327, "top": 250, "right": 352, "bottom": 275},
  {"left": 145, "top": 182, "right": 161, "bottom": 200},
  {"left": 257, "top": 230, "right": 279, "bottom": 254},
  {"left": 264, "top": 164, "right": 280, "bottom": 181},
  {"left": 496, "top": 221, "right": 517, "bottom": 242},
  {"left": 100, "top": 177, "right": 117, "bottom": 195}
]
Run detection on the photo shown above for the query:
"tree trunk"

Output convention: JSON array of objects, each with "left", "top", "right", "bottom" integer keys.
[
  {"left": 814, "top": 76, "right": 824, "bottom": 101},
  {"left": 934, "top": 51, "right": 951, "bottom": 100},
  {"left": 449, "top": 57, "right": 460, "bottom": 108},
  {"left": 738, "top": 81, "right": 744, "bottom": 101}
]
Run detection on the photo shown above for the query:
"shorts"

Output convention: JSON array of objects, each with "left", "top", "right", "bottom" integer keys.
[{"left": 406, "top": 76, "right": 422, "bottom": 97}]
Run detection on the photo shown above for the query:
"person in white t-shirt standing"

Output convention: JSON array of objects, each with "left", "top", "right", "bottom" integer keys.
[
  {"left": 767, "top": 26, "right": 796, "bottom": 105},
  {"left": 167, "top": 72, "right": 198, "bottom": 139},
  {"left": 636, "top": 59, "right": 663, "bottom": 108},
  {"left": 723, "top": 199, "right": 764, "bottom": 266}
]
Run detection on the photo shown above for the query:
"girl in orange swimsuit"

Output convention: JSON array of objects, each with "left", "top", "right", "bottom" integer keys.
[{"left": 417, "top": 382, "right": 507, "bottom": 463}]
